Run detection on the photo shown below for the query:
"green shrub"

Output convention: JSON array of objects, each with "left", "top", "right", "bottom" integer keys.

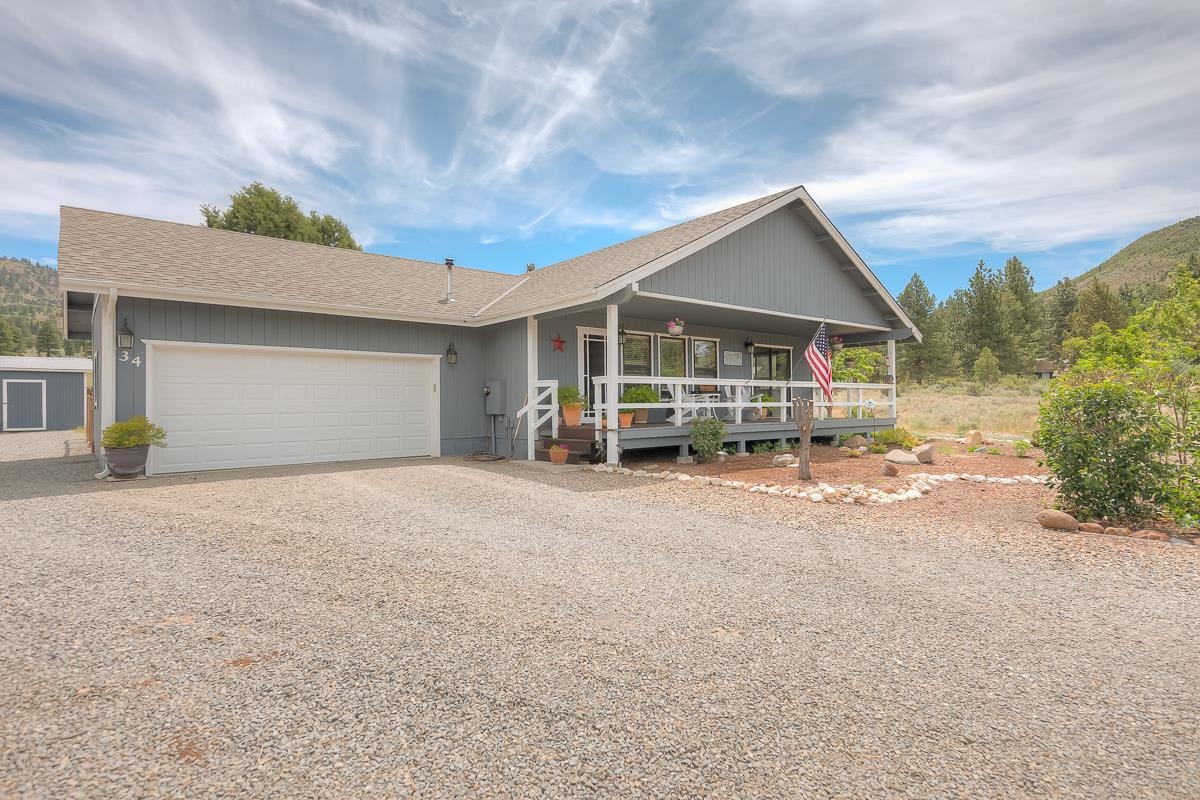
[
  {"left": 872, "top": 427, "right": 918, "bottom": 450},
  {"left": 620, "top": 384, "right": 659, "bottom": 405},
  {"left": 690, "top": 418, "right": 727, "bottom": 463},
  {"left": 1012, "top": 439, "right": 1032, "bottom": 458},
  {"left": 102, "top": 416, "right": 167, "bottom": 449},
  {"left": 985, "top": 446, "right": 1002, "bottom": 456},
  {"left": 1037, "top": 381, "right": 1172, "bottom": 523},
  {"left": 868, "top": 443, "right": 887, "bottom": 454},
  {"left": 557, "top": 385, "right": 588, "bottom": 408}
]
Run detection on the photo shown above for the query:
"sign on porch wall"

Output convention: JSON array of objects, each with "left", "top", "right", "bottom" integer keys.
[{"left": 722, "top": 350, "right": 743, "bottom": 367}]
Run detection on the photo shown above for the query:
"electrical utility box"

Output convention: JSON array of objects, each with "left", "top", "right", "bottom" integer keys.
[{"left": 484, "top": 380, "right": 506, "bottom": 415}]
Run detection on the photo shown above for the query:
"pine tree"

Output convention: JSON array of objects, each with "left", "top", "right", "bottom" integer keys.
[
  {"left": 973, "top": 347, "right": 1000, "bottom": 389},
  {"left": 0, "top": 316, "right": 23, "bottom": 355},
  {"left": 1001, "top": 256, "right": 1041, "bottom": 371},
  {"left": 35, "top": 319, "right": 61, "bottom": 356},
  {"left": 895, "top": 273, "right": 952, "bottom": 383},
  {"left": 1068, "top": 281, "right": 1128, "bottom": 339},
  {"left": 963, "top": 261, "right": 1019, "bottom": 372},
  {"left": 1044, "top": 278, "right": 1077, "bottom": 357},
  {"left": 202, "top": 182, "right": 361, "bottom": 250}
]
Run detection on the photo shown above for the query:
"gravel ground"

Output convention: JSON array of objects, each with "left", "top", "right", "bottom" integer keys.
[{"left": 2, "top": 431, "right": 1199, "bottom": 798}]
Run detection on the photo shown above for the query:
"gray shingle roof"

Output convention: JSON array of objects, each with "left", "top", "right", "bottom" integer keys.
[
  {"left": 57, "top": 207, "right": 521, "bottom": 321},
  {"left": 57, "top": 188, "right": 798, "bottom": 323}
]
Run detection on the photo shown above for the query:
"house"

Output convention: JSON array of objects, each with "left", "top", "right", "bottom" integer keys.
[
  {"left": 58, "top": 186, "right": 920, "bottom": 474},
  {"left": 1032, "top": 358, "right": 1059, "bottom": 379},
  {"left": 0, "top": 356, "right": 91, "bottom": 433}
]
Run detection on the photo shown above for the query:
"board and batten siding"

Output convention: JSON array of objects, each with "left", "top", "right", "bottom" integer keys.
[
  {"left": 0, "top": 370, "right": 87, "bottom": 431},
  {"left": 638, "top": 207, "right": 888, "bottom": 327},
  {"left": 113, "top": 297, "right": 526, "bottom": 456}
]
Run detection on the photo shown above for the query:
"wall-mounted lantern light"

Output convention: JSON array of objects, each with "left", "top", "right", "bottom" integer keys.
[
  {"left": 117, "top": 319, "right": 135, "bottom": 350},
  {"left": 445, "top": 341, "right": 458, "bottom": 365},
  {"left": 618, "top": 325, "right": 627, "bottom": 345},
  {"left": 743, "top": 338, "right": 754, "bottom": 353}
]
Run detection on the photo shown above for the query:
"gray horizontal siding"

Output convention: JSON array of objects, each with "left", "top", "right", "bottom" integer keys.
[
  {"left": 1, "top": 370, "right": 87, "bottom": 431},
  {"left": 639, "top": 207, "right": 887, "bottom": 327},
  {"left": 114, "top": 297, "right": 525, "bottom": 456},
  {"left": 537, "top": 310, "right": 813, "bottom": 393}
]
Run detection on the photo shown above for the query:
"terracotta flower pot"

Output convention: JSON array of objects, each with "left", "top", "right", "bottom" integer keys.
[
  {"left": 106, "top": 444, "right": 149, "bottom": 478},
  {"left": 548, "top": 447, "right": 569, "bottom": 465},
  {"left": 634, "top": 408, "right": 650, "bottom": 424},
  {"left": 561, "top": 402, "right": 583, "bottom": 427},
  {"left": 618, "top": 411, "right": 635, "bottom": 428}
]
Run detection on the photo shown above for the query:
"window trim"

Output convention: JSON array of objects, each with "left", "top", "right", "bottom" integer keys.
[
  {"left": 751, "top": 343, "right": 795, "bottom": 383},
  {"left": 576, "top": 326, "right": 722, "bottom": 385}
]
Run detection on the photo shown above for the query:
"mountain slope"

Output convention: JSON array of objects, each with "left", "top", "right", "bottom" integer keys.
[
  {"left": 1073, "top": 216, "right": 1200, "bottom": 290},
  {"left": 0, "top": 257, "right": 59, "bottom": 322}
]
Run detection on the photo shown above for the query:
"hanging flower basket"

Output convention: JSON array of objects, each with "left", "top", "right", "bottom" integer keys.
[
  {"left": 831, "top": 335, "right": 844, "bottom": 351},
  {"left": 666, "top": 317, "right": 685, "bottom": 336}
]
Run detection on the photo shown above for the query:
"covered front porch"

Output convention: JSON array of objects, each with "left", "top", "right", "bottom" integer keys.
[{"left": 525, "top": 290, "right": 907, "bottom": 464}]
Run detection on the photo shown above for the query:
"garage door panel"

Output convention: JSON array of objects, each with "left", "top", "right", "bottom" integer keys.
[{"left": 149, "top": 345, "right": 436, "bottom": 474}]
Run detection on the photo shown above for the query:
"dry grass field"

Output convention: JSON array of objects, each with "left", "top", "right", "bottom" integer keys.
[{"left": 898, "top": 380, "right": 1046, "bottom": 439}]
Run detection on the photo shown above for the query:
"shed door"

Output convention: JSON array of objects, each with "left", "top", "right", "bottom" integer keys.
[
  {"left": 148, "top": 344, "right": 439, "bottom": 474},
  {"left": 2, "top": 380, "right": 47, "bottom": 431}
]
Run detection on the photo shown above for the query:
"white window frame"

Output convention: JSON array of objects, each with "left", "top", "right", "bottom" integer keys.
[{"left": 576, "top": 326, "right": 722, "bottom": 386}]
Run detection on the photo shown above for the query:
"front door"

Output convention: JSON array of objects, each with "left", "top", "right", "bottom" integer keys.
[
  {"left": 582, "top": 333, "right": 606, "bottom": 412},
  {"left": 2, "top": 379, "right": 47, "bottom": 431}
]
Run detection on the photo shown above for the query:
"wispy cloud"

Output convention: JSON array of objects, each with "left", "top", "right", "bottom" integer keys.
[{"left": 0, "top": 0, "right": 1197, "bottom": 273}]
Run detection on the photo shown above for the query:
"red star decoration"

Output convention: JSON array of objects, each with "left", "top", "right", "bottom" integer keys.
[{"left": 551, "top": 334, "right": 565, "bottom": 352}]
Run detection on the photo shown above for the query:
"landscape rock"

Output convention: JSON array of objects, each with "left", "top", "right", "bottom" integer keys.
[
  {"left": 880, "top": 461, "right": 899, "bottom": 477},
  {"left": 1037, "top": 509, "right": 1079, "bottom": 532},
  {"left": 1131, "top": 529, "right": 1170, "bottom": 542},
  {"left": 771, "top": 453, "right": 796, "bottom": 466},
  {"left": 912, "top": 443, "right": 936, "bottom": 464},
  {"left": 1103, "top": 526, "right": 1132, "bottom": 537},
  {"left": 1078, "top": 522, "right": 1104, "bottom": 534},
  {"left": 844, "top": 435, "right": 868, "bottom": 449},
  {"left": 965, "top": 429, "right": 984, "bottom": 446},
  {"left": 884, "top": 450, "right": 921, "bottom": 466}
]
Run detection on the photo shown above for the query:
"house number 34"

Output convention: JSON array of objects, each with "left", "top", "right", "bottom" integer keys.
[{"left": 119, "top": 351, "right": 143, "bottom": 367}]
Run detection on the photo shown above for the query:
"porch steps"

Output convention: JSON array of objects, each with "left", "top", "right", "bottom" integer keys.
[{"left": 535, "top": 424, "right": 602, "bottom": 464}]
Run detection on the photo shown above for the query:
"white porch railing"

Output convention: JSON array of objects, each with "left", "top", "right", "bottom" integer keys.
[
  {"left": 516, "top": 379, "right": 558, "bottom": 459},
  {"left": 589, "top": 376, "right": 896, "bottom": 431}
]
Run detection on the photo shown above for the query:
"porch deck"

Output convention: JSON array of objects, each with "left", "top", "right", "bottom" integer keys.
[{"left": 615, "top": 416, "right": 898, "bottom": 453}]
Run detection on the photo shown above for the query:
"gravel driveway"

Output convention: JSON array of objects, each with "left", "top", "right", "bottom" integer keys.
[{"left": 2, "top": 431, "right": 1198, "bottom": 798}]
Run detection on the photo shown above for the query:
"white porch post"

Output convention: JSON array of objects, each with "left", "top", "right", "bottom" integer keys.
[
  {"left": 98, "top": 290, "right": 117, "bottom": 469},
  {"left": 526, "top": 315, "right": 538, "bottom": 460},
  {"left": 605, "top": 303, "right": 619, "bottom": 465},
  {"left": 887, "top": 338, "right": 897, "bottom": 418}
]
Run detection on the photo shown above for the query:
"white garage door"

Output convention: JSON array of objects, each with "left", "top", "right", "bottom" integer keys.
[{"left": 147, "top": 342, "right": 439, "bottom": 474}]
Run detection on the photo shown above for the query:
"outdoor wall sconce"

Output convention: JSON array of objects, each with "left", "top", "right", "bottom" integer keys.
[
  {"left": 117, "top": 319, "right": 135, "bottom": 350},
  {"left": 743, "top": 338, "right": 754, "bottom": 353},
  {"left": 618, "top": 325, "right": 627, "bottom": 345},
  {"left": 445, "top": 342, "right": 458, "bottom": 365}
]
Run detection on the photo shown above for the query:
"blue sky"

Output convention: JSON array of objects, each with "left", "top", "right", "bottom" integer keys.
[{"left": 1, "top": 1, "right": 1198, "bottom": 300}]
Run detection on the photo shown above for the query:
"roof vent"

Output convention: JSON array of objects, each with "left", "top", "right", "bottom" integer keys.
[
  {"left": 526, "top": 262, "right": 536, "bottom": 272},
  {"left": 442, "top": 257, "right": 456, "bottom": 303}
]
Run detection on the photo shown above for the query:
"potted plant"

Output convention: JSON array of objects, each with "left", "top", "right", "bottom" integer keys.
[
  {"left": 758, "top": 392, "right": 777, "bottom": 419},
  {"left": 101, "top": 415, "right": 167, "bottom": 478},
  {"left": 548, "top": 443, "right": 569, "bottom": 465},
  {"left": 831, "top": 335, "right": 844, "bottom": 351},
  {"left": 666, "top": 317, "right": 685, "bottom": 336},
  {"left": 620, "top": 384, "right": 660, "bottom": 424},
  {"left": 618, "top": 408, "right": 636, "bottom": 428},
  {"left": 557, "top": 385, "right": 588, "bottom": 427}
]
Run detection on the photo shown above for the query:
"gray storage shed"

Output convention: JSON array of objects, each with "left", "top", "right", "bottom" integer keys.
[{"left": 0, "top": 356, "right": 91, "bottom": 432}]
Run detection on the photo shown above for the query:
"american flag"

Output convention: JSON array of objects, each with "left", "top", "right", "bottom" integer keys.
[{"left": 804, "top": 323, "right": 833, "bottom": 400}]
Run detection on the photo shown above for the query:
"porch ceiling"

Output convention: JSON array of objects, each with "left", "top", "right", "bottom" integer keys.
[{"left": 617, "top": 293, "right": 886, "bottom": 338}]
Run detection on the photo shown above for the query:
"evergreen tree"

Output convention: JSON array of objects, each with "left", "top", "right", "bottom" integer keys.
[
  {"left": 895, "top": 273, "right": 953, "bottom": 383},
  {"left": 1068, "top": 281, "right": 1128, "bottom": 339},
  {"left": 0, "top": 316, "right": 23, "bottom": 355},
  {"left": 1044, "top": 277, "right": 1078, "bottom": 357},
  {"left": 1000, "top": 256, "right": 1041, "bottom": 370},
  {"left": 963, "top": 261, "right": 1019, "bottom": 372},
  {"left": 973, "top": 346, "right": 1000, "bottom": 389},
  {"left": 35, "top": 319, "right": 62, "bottom": 356},
  {"left": 202, "top": 182, "right": 361, "bottom": 250}
]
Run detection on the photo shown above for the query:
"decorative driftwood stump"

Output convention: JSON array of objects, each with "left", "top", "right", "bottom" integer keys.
[{"left": 792, "top": 397, "right": 814, "bottom": 481}]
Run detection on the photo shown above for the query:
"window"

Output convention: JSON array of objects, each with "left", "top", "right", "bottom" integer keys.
[
  {"left": 622, "top": 333, "right": 651, "bottom": 376},
  {"left": 753, "top": 346, "right": 791, "bottom": 382},
  {"left": 659, "top": 336, "right": 686, "bottom": 377},
  {"left": 692, "top": 339, "right": 718, "bottom": 379}
]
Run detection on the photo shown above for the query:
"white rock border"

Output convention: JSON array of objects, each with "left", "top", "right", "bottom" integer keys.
[{"left": 591, "top": 465, "right": 1049, "bottom": 505}]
